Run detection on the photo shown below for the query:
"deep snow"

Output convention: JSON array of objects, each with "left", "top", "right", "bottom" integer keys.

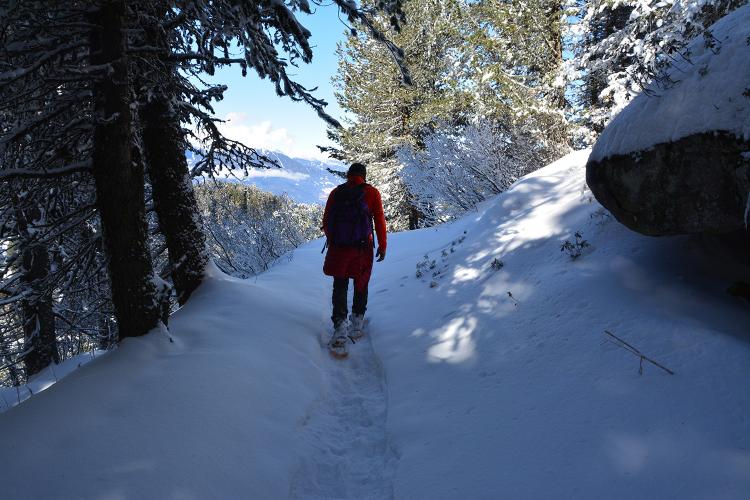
[
  {"left": 590, "top": 4, "right": 750, "bottom": 162},
  {"left": 2, "top": 150, "right": 750, "bottom": 499}
]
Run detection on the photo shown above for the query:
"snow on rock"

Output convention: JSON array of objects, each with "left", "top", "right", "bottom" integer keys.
[
  {"left": 2, "top": 150, "right": 750, "bottom": 499},
  {"left": 587, "top": 5, "right": 750, "bottom": 236},
  {"left": 590, "top": 4, "right": 750, "bottom": 163}
]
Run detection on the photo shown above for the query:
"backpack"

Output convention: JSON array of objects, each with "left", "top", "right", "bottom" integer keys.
[{"left": 327, "top": 183, "right": 374, "bottom": 247}]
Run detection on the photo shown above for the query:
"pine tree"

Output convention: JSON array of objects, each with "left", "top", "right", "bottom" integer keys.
[
  {"left": 332, "top": 0, "right": 570, "bottom": 229},
  {"left": 89, "top": 0, "right": 163, "bottom": 339},
  {"left": 332, "top": 0, "right": 472, "bottom": 229},
  {"left": 467, "top": 0, "right": 569, "bottom": 148},
  {"left": 1, "top": 1, "right": 117, "bottom": 378},
  {"left": 132, "top": 4, "right": 209, "bottom": 306},
  {"left": 13, "top": 191, "right": 59, "bottom": 376},
  {"left": 568, "top": 0, "right": 746, "bottom": 137}
]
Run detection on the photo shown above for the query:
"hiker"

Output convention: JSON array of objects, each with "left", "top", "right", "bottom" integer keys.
[{"left": 322, "top": 162, "right": 387, "bottom": 355}]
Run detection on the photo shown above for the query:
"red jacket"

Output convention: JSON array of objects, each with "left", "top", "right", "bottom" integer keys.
[{"left": 321, "top": 176, "right": 387, "bottom": 287}]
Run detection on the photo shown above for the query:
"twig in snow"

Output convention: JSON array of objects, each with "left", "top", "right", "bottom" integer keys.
[{"left": 604, "top": 330, "right": 675, "bottom": 375}]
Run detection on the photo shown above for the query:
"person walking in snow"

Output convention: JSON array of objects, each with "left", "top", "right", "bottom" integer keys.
[{"left": 322, "top": 162, "right": 387, "bottom": 356}]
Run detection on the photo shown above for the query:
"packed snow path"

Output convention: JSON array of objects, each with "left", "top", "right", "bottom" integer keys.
[{"left": 290, "top": 327, "right": 397, "bottom": 499}]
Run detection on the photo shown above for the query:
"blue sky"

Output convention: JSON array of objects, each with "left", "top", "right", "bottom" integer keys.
[{"left": 205, "top": 4, "right": 349, "bottom": 160}]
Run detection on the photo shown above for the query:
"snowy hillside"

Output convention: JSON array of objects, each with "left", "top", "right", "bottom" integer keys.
[
  {"left": 203, "top": 150, "right": 344, "bottom": 205},
  {"left": 2, "top": 151, "right": 749, "bottom": 499}
]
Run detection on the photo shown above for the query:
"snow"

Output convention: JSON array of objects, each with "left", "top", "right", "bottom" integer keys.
[
  {"left": 2, "top": 150, "right": 750, "bottom": 498},
  {"left": 200, "top": 150, "right": 344, "bottom": 204},
  {"left": 590, "top": 5, "right": 750, "bottom": 162},
  {"left": 0, "top": 351, "right": 104, "bottom": 412}
]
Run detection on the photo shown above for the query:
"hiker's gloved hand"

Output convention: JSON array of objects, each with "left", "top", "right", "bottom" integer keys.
[{"left": 376, "top": 247, "right": 386, "bottom": 262}]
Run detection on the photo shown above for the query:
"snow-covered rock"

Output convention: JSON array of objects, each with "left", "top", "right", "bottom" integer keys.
[{"left": 587, "top": 5, "right": 750, "bottom": 236}]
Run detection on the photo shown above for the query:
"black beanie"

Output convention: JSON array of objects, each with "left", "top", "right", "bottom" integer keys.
[{"left": 347, "top": 162, "right": 367, "bottom": 179}]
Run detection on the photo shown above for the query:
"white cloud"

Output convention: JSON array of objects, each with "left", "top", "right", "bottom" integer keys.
[{"left": 217, "top": 113, "right": 326, "bottom": 160}]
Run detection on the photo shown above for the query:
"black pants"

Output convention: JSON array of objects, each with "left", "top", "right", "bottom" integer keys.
[{"left": 332, "top": 277, "right": 368, "bottom": 327}]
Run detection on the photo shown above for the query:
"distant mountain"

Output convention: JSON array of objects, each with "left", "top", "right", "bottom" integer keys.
[{"left": 190, "top": 150, "right": 345, "bottom": 205}]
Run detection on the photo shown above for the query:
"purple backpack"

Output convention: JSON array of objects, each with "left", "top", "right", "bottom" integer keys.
[{"left": 327, "top": 183, "right": 374, "bottom": 247}]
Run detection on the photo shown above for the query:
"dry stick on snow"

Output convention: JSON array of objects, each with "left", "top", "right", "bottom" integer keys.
[{"left": 604, "top": 330, "right": 675, "bottom": 375}]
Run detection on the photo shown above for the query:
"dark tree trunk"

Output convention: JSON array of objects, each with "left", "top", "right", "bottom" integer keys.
[
  {"left": 15, "top": 199, "right": 59, "bottom": 377},
  {"left": 20, "top": 243, "right": 58, "bottom": 377},
  {"left": 546, "top": 0, "right": 565, "bottom": 109},
  {"left": 89, "top": 0, "right": 161, "bottom": 340},
  {"left": 141, "top": 100, "right": 209, "bottom": 305},
  {"left": 137, "top": 9, "right": 209, "bottom": 305}
]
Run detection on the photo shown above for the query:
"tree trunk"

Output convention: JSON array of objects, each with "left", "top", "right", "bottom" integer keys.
[
  {"left": 141, "top": 99, "right": 209, "bottom": 305},
  {"left": 12, "top": 195, "right": 58, "bottom": 377},
  {"left": 545, "top": 0, "right": 565, "bottom": 109},
  {"left": 15, "top": 199, "right": 59, "bottom": 377},
  {"left": 20, "top": 243, "right": 58, "bottom": 377},
  {"left": 137, "top": 8, "right": 209, "bottom": 305},
  {"left": 89, "top": 0, "right": 161, "bottom": 340}
]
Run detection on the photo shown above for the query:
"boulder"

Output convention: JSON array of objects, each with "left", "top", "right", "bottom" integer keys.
[
  {"left": 586, "top": 4, "right": 750, "bottom": 236},
  {"left": 587, "top": 132, "right": 750, "bottom": 236}
]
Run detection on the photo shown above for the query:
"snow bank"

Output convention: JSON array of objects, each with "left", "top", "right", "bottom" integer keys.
[
  {"left": 590, "top": 5, "right": 750, "bottom": 162},
  {"left": 2, "top": 150, "right": 750, "bottom": 499},
  {"left": 0, "top": 261, "right": 329, "bottom": 499},
  {"left": 0, "top": 351, "right": 104, "bottom": 412}
]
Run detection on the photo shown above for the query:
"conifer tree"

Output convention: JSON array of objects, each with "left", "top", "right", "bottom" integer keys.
[
  {"left": 131, "top": 4, "right": 209, "bottom": 306},
  {"left": 467, "top": 0, "right": 569, "bottom": 148},
  {"left": 332, "top": 0, "right": 471, "bottom": 229},
  {"left": 568, "top": 0, "right": 745, "bottom": 137},
  {"left": 89, "top": 0, "right": 163, "bottom": 339},
  {"left": 332, "top": 0, "right": 570, "bottom": 228}
]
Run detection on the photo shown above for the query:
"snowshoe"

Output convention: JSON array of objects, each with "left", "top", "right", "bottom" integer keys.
[
  {"left": 349, "top": 314, "right": 365, "bottom": 340},
  {"left": 328, "top": 335, "right": 349, "bottom": 358},
  {"left": 328, "top": 323, "right": 349, "bottom": 358}
]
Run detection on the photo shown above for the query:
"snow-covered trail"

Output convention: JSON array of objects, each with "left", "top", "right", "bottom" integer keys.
[
  {"left": 238, "top": 245, "right": 401, "bottom": 500},
  {"left": 289, "top": 331, "right": 397, "bottom": 500},
  {"left": 0, "top": 237, "right": 399, "bottom": 500},
  {"left": 0, "top": 246, "right": 363, "bottom": 499}
]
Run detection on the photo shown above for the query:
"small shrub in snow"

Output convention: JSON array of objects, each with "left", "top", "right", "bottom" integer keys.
[
  {"left": 561, "top": 231, "right": 590, "bottom": 260},
  {"left": 490, "top": 258, "right": 504, "bottom": 271},
  {"left": 590, "top": 208, "right": 611, "bottom": 226},
  {"left": 415, "top": 255, "right": 434, "bottom": 279},
  {"left": 416, "top": 254, "right": 444, "bottom": 280},
  {"left": 195, "top": 182, "right": 323, "bottom": 278}
]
